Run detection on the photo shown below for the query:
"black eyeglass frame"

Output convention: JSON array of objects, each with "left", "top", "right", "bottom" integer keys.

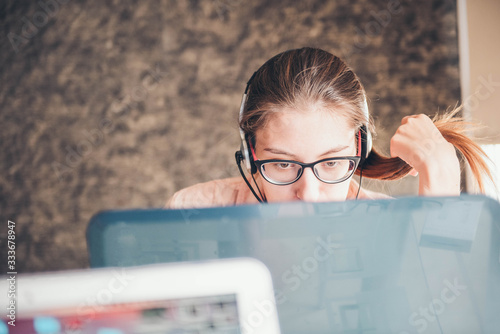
[{"left": 253, "top": 156, "right": 361, "bottom": 186}]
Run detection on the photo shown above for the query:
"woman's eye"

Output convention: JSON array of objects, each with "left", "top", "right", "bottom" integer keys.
[
  {"left": 277, "top": 162, "right": 293, "bottom": 169},
  {"left": 324, "top": 161, "right": 339, "bottom": 168}
]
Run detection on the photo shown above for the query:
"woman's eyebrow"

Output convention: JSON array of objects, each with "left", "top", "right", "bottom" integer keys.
[
  {"left": 263, "top": 145, "right": 350, "bottom": 159},
  {"left": 262, "top": 148, "right": 297, "bottom": 158},
  {"left": 318, "top": 146, "right": 351, "bottom": 156}
]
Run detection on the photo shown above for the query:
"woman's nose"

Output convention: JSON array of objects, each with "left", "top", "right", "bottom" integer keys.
[{"left": 295, "top": 168, "right": 321, "bottom": 202}]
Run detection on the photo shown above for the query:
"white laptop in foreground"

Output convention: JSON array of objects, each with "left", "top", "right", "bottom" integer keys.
[{"left": 0, "top": 258, "right": 280, "bottom": 334}]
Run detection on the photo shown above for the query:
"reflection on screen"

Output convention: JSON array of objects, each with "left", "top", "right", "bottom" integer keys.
[{"left": 2, "top": 294, "right": 239, "bottom": 334}]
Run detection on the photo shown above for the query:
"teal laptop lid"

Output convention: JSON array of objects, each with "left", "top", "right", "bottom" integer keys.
[{"left": 87, "top": 195, "right": 500, "bottom": 333}]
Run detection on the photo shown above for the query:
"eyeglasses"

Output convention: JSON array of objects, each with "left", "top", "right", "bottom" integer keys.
[{"left": 253, "top": 156, "right": 361, "bottom": 186}]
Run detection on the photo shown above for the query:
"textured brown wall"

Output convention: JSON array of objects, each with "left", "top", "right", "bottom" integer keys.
[{"left": 0, "top": 0, "right": 460, "bottom": 272}]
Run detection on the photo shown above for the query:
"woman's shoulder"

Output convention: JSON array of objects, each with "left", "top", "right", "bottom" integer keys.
[{"left": 165, "top": 177, "right": 256, "bottom": 209}]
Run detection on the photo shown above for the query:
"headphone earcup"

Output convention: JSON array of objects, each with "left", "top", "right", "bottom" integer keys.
[
  {"left": 240, "top": 136, "right": 251, "bottom": 172},
  {"left": 249, "top": 156, "right": 257, "bottom": 174},
  {"left": 247, "top": 135, "right": 257, "bottom": 174},
  {"left": 239, "top": 132, "right": 257, "bottom": 174},
  {"left": 359, "top": 124, "right": 371, "bottom": 167},
  {"left": 360, "top": 97, "right": 372, "bottom": 167}
]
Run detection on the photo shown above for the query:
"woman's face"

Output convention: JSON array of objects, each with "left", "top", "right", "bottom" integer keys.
[{"left": 254, "top": 106, "right": 357, "bottom": 203}]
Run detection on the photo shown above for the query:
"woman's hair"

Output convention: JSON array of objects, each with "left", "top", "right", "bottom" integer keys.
[{"left": 239, "top": 47, "right": 492, "bottom": 192}]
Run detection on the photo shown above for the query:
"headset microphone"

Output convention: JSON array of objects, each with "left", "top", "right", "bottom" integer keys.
[{"left": 235, "top": 151, "right": 263, "bottom": 203}]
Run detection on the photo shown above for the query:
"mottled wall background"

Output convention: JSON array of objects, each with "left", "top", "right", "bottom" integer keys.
[{"left": 0, "top": 0, "right": 460, "bottom": 272}]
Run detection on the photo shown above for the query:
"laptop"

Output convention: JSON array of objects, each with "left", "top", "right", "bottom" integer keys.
[
  {"left": 85, "top": 194, "right": 500, "bottom": 333},
  {"left": 0, "top": 258, "right": 281, "bottom": 334}
]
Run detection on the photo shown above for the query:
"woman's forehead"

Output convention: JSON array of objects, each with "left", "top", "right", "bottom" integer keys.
[
  {"left": 259, "top": 106, "right": 355, "bottom": 134},
  {"left": 254, "top": 107, "right": 357, "bottom": 157}
]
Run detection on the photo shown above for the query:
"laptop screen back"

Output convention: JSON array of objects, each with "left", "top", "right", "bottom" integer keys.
[{"left": 85, "top": 195, "right": 500, "bottom": 333}]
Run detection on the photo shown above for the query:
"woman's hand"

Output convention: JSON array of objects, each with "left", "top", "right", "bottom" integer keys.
[{"left": 390, "top": 114, "right": 460, "bottom": 196}]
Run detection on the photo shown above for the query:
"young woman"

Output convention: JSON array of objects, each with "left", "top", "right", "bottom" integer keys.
[{"left": 166, "top": 47, "right": 491, "bottom": 209}]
